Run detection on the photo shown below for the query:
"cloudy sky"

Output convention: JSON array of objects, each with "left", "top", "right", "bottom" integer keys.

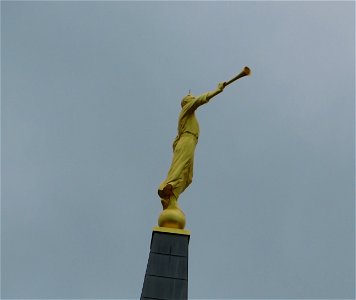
[{"left": 2, "top": 1, "right": 355, "bottom": 299}]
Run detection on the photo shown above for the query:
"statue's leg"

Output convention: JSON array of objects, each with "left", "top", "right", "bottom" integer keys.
[
  {"left": 158, "top": 135, "right": 197, "bottom": 213},
  {"left": 158, "top": 136, "right": 195, "bottom": 194},
  {"left": 161, "top": 198, "right": 169, "bottom": 209},
  {"left": 169, "top": 194, "right": 178, "bottom": 209}
]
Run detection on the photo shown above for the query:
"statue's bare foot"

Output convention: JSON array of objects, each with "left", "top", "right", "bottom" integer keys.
[{"left": 158, "top": 184, "right": 173, "bottom": 199}]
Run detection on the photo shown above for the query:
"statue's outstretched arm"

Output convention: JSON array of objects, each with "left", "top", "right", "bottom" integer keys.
[
  {"left": 191, "top": 82, "right": 226, "bottom": 110},
  {"left": 205, "top": 82, "right": 226, "bottom": 101},
  {"left": 189, "top": 66, "right": 251, "bottom": 112}
]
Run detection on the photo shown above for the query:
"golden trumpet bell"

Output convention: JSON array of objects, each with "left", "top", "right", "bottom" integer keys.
[
  {"left": 225, "top": 66, "right": 251, "bottom": 86},
  {"left": 243, "top": 66, "right": 251, "bottom": 76}
]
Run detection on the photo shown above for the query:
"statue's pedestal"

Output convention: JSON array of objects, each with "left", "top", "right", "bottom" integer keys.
[{"left": 140, "top": 226, "right": 190, "bottom": 300}]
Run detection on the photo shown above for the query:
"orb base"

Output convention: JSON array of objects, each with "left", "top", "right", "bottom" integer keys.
[{"left": 158, "top": 208, "right": 186, "bottom": 229}]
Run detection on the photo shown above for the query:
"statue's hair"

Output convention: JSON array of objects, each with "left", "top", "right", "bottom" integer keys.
[{"left": 181, "top": 94, "right": 194, "bottom": 107}]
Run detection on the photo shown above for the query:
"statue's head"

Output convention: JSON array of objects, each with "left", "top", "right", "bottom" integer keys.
[{"left": 181, "top": 94, "right": 195, "bottom": 108}]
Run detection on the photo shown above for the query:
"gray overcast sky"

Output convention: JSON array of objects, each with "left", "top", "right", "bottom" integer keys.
[{"left": 1, "top": 1, "right": 355, "bottom": 299}]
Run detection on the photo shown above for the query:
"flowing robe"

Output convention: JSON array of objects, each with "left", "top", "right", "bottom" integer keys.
[{"left": 158, "top": 92, "right": 210, "bottom": 199}]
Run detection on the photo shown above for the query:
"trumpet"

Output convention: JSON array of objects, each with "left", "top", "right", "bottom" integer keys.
[{"left": 225, "top": 66, "right": 251, "bottom": 87}]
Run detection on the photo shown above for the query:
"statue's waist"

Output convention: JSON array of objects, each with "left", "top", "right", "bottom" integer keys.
[
  {"left": 173, "top": 131, "right": 199, "bottom": 149},
  {"left": 181, "top": 131, "right": 199, "bottom": 140}
]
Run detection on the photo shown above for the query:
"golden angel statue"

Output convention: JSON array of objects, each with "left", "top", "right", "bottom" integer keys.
[{"left": 157, "top": 67, "right": 251, "bottom": 229}]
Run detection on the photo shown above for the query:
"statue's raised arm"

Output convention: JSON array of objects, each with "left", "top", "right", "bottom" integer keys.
[{"left": 157, "top": 66, "right": 251, "bottom": 230}]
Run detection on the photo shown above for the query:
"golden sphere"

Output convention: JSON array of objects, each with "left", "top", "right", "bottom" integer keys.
[{"left": 158, "top": 208, "right": 186, "bottom": 229}]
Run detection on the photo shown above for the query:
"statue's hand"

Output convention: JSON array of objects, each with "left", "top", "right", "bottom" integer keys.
[{"left": 217, "top": 82, "right": 226, "bottom": 92}]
